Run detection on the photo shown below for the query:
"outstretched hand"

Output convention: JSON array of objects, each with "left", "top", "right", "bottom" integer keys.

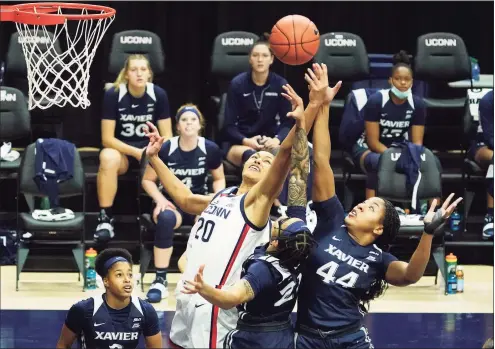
[
  {"left": 424, "top": 193, "right": 463, "bottom": 235},
  {"left": 306, "top": 63, "right": 329, "bottom": 104},
  {"left": 181, "top": 264, "right": 206, "bottom": 294},
  {"left": 144, "top": 121, "right": 165, "bottom": 157},
  {"left": 281, "top": 84, "right": 305, "bottom": 126}
]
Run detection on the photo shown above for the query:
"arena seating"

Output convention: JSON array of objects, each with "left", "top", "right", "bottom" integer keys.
[{"left": 0, "top": 30, "right": 492, "bottom": 276}]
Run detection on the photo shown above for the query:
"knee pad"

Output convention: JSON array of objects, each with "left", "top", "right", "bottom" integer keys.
[
  {"left": 366, "top": 172, "right": 378, "bottom": 191},
  {"left": 155, "top": 210, "right": 177, "bottom": 249},
  {"left": 363, "top": 152, "right": 380, "bottom": 173}
]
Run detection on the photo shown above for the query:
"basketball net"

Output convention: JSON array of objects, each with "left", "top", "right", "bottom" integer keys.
[{"left": 10, "top": 5, "right": 115, "bottom": 110}]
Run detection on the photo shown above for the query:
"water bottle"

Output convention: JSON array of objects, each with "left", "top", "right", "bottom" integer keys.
[
  {"left": 40, "top": 197, "right": 50, "bottom": 210},
  {"left": 471, "top": 57, "right": 480, "bottom": 81},
  {"left": 85, "top": 248, "right": 98, "bottom": 290},
  {"left": 449, "top": 210, "right": 461, "bottom": 233},
  {"left": 456, "top": 266, "right": 464, "bottom": 293},
  {"left": 445, "top": 253, "right": 458, "bottom": 295}
]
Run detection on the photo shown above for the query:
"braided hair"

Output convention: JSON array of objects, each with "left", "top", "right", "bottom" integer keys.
[
  {"left": 269, "top": 218, "right": 317, "bottom": 272},
  {"left": 359, "top": 198, "right": 401, "bottom": 312}
]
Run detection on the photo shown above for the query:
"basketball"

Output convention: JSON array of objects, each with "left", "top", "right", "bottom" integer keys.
[{"left": 269, "top": 15, "right": 320, "bottom": 66}]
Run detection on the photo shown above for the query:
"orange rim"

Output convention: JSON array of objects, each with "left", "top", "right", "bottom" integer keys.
[{"left": 0, "top": 2, "right": 115, "bottom": 25}]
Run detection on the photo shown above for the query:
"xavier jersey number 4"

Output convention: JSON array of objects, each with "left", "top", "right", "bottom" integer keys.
[{"left": 239, "top": 251, "right": 301, "bottom": 324}]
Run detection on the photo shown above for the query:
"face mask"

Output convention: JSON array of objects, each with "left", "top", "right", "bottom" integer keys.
[{"left": 391, "top": 85, "right": 411, "bottom": 99}]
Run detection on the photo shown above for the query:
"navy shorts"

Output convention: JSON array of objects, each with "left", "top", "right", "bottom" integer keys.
[
  {"left": 296, "top": 325, "right": 374, "bottom": 349},
  {"left": 225, "top": 327, "right": 294, "bottom": 349}
]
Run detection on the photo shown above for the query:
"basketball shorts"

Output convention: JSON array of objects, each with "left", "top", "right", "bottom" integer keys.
[
  {"left": 296, "top": 324, "right": 374, "bottom": 349},
  {"left": 170, "top": 288, "right": 238, "bottom": 348},
  {"left": 225, "top": 322, "right": 294, "bottom": 349}
]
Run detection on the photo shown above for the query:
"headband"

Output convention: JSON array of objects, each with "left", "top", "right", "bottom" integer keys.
[
  {"left": 175, "top": 106, "right": 201, "bottom": 121},
  {"left": 103, "top": 256, "right": 129, "bottom": 273},
  {"left": 278, "top": 219, "right": 310, "bottom": 239}
]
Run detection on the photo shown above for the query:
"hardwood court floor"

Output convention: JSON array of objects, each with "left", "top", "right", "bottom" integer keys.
[
  {"left": 0, "top": 265, "right": 493, "bottom": 348},
  {"left": 2, "top": 265, "right": 492, "bottom": 313}
]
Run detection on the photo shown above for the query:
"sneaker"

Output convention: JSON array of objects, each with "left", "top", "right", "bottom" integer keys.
[
  {"left": 94, "top": 210, "right": 115, "bottom": 242},
  {"left": 146, "top": 277, "right": 169, "bottom": 303},
  {"left": 482, "top": 214, "right": 494, "bottom": 240}
]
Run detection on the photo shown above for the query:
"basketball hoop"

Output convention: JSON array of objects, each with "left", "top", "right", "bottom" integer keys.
[{"left": 0, "top": 3, "right": 116, "bottom": 110}]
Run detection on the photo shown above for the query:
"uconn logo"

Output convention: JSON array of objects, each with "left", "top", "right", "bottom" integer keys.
[
  {"left": 391, "top": 153, "right": 426, "bottom": 162},
  {"left": 221, "top": 38, "right": 254, "bottom": 46},
  {"left": 0, "top": 90, "right": 16, "bottom": 102},
  {"left": 120, "top": 36, "right": 153, "bottom": 44},
  {"left": 425, "top": 38, "right": 457, "bottom": 47},
  {"left": 18, "top": 36, "right": 50, "bottom": 44},
  {"left": 325, "top": 34, "right": 356, "bottom": 47}
]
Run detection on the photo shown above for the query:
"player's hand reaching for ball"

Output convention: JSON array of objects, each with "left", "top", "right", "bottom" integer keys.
[
  {"left": 423, "top": 193, "right": 463, "bottom": 235},
  {"left": 281, "top": 84, "right": 305, "bottom": 127},
  {"left": 181, "top": 264, "right": 206, "bottom": 294},
  {"left": 144, "top": 121, "right": 165, "bottom": 157},
  {"left": 306, "top": 63, "right": 329, "bottom": 104}
]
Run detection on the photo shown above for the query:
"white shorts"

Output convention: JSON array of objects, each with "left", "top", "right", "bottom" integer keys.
[{"left": 170, "top": 285, "right": 238, "bottom": 348}]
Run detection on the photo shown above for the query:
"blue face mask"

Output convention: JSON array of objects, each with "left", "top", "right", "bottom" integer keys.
[{"left": 391, "top": 85, "right": 411, "bottom": 99}]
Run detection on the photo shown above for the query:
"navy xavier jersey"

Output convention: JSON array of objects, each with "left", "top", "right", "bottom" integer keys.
[
  {"left": 64, "top": 295, "right": 160, "bottom": 349},
  {"left": 157, "top": 136, "right": 223, "bottom": 197},
  {"left": 102, "top": 82, "right": 170, "bottom": 148},
  {"left": 361, "top": 89, "right": 426, "bottom": 147},
  {"left": 297, "top": 196, "right": 398, "bottom": 330},
  {"left": 238, "top": 246, "right": 300, "bottom": 324}
]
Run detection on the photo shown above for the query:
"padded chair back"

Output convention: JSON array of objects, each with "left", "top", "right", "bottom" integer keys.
[
  {"left": 0, "top": 86, "right": 30, "bottom": 141},
  {"left": 313, "top": 32, "right": 369, "bottom": 81},
  {"left": 414, "top": 33, "right": 471, "bottom": 82},
  {"left": 377, "top": 146, "right": 442, "bottom": 202},
  {"left": 211, "top": 31, "right": 258, "bottom": 91},
  {"left": 19, "top": 142, "right": 85, "bottom": 197},
  {"left": 108, "top": 30, "right": 165, "bottom": 76}
]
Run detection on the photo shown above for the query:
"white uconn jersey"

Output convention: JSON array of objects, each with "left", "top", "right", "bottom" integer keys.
[{"left": 170, "top": 187, "right": 271, "bottom": 349}]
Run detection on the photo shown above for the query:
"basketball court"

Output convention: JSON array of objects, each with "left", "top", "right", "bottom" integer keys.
[
  {"left": 0, "top": 2, "right": 494, "bottom": 348},
  {"left": 0, "top": 265, "right": 493, "bottom": 348}
]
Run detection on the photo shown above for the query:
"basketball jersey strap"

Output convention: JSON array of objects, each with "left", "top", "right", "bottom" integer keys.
[{"left": 211, "top": 186, "right": 239, "bottom": 201}]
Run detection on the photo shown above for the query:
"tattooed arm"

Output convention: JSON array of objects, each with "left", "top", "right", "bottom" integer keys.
[{"left": 287, "top": 117, "right": 310, "bottom": 208}]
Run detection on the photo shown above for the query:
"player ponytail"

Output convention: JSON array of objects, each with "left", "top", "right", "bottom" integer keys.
[
  {"left": 95, "top": 248, "right": 133, "bottom": 278},
  {"left": 112, "top": 54, "right": 154, "bottom": 90},
  {"left": 391, "top": 50, "right": 412, "bottom": 76},
  {"left": 359, "top": 278, "right": 389, "bottom": 313}
]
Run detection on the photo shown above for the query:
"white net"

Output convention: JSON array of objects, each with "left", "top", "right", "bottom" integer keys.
[{"left": 14, "top": 5, "right": 115, "bottom": 110}]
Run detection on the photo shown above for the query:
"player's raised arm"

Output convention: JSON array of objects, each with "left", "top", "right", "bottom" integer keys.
[
  {"left": 311, "top": 83, "right": 342, "bottom": 202},
  {"left": 385, "top": 194, "right": 463, "bottom": 286},
  {"left": 244, "top": 64, "right": 340, "bottom": 228},
  {"left": 145, "top": 122, "right": 212, "bottom": 216}
]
